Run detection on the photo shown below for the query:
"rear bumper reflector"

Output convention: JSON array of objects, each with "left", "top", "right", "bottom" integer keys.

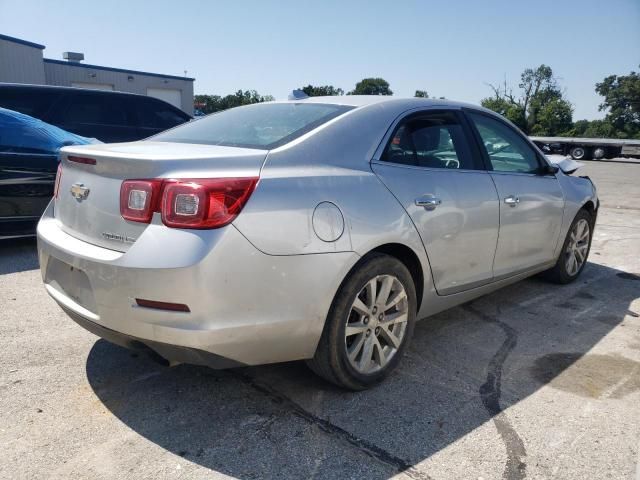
[{"left": 135, "top": 298, "right": 190, "bottom": 312}]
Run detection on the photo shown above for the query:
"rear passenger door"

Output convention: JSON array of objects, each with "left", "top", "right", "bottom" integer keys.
[
  {"left": 465, "top": 111, "right": 564, "bottom": 278},
  {"left": 52, "top": 94, "right": 137, "bottom": 143},
  {"left": 371, "top": 109, "right": 500, "bottom": 295}
]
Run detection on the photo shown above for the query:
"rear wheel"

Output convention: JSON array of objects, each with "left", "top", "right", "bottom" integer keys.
[
  {"left": 307, "top": 254, "right": 416, "bottom": 390},
  {"left": 543, "top": 209, "right": 593, "bottom": 284},
  {"left": 593, "top": 147, "right": 606, "bottom": 160}
]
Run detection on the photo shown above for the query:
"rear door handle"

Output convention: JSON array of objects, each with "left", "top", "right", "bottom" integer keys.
[
  {"left": 504, "top": 195, "right": 520, "bottom": 207},
  {"left": 415, "top": 195, "right": 442, "bottom": 211}
]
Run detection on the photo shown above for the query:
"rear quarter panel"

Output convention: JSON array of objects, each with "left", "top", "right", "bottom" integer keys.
[{"left": 232, "top": 103, "right": 434, "bottom": 306}]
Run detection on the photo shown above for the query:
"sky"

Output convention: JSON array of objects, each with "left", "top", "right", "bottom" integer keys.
[{"left": 1, "top": 0, "right": 638, "bottom": 120}]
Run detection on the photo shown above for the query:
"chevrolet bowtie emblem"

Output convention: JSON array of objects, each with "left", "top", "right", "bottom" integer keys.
[{"left": 70, "top": 183, "right": 90, "bottom": 201}]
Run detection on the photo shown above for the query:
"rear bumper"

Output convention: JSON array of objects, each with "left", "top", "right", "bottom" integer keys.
[
  {"left": 61, "top": 305, "right": 243, "bottom": 369},
  {"left": 37, "top": 202, "right": 359, "bottom": 366}
]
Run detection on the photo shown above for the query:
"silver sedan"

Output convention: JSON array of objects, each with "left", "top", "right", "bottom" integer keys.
[{"left": 37, "top": 96, "right": 598, "bottom": 390}]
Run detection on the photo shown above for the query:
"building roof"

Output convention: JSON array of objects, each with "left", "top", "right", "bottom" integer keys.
[
  {"left": 0, "top": 33, "right": 46, "bottom": 50},
  {"left": 43, "top": 58, "right": 194, "bottom": 81}
]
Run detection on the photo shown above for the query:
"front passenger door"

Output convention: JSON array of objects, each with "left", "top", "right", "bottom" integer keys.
[{"left": 466, "top": 111, "right": 564, "bottom": 278}]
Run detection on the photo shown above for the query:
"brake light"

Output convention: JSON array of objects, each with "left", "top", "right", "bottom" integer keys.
[
  {"left": 67, "top": 155, "right": 97, "bottom": 165},
  {"left": 119, "top": 177, "right": 258, "bottom": 229},
  {"left": 120, "top": 180, "right": 163, "bottom": 223},
  {"left": 54, "top": 163, "right": 62, "bottom": 199},
  {"left": 162, "top": 178, "right": 258, "bottom": 229}
]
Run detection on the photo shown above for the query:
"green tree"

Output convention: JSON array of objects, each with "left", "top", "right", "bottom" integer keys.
[
  {"left": 414, "top": 90, "right": 429, "bottom": 98},
  {"left": 194, "top": 89, "right": 274, "bottom": 114},
  {"left": 480, "top": 95, "right": 526, "bottom": 130},
  {"left": 481, "top": 65, "right": 573, "bottom": 135},
  {"left": 348, "top": 78, "right": 393, "bottom": 95},
  {"left": 300, "top": 84, "right": 344, "bottom": 96},
  {"left": 595, "top": 67, "right": 640, "bottom": 138}
]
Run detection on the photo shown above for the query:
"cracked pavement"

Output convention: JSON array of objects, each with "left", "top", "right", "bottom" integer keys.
[{"left": 1, "top": 160, "right": 639, "bottom": 479}]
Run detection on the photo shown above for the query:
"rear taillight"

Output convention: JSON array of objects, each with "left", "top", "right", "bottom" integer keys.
[
  {"left": 162, "top": 178, "right": 258, "bottom": 229},
  {"left": 120, "top": 180, "right": 163, "bottom": 223},
  {"left": 53, "top": 163, "right": 62, "bottom": 199},
  {"left": 119, "top": 177, "right": 258, "bottom": 229}
]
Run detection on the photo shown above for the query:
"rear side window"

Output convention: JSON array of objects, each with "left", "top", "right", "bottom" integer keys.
[
  {"left": 467, "top": 112, "right": 541, "bottom": 173},
  {"left": 152, "top": 103, "right": 354, "bottom": 149},
  {"left": 60, "top": 95, "right": 129, "bottom": 126},
  {"left": 137, "top": 99, "right": 188, "bottom": 129},
  {"left": 382, "top": 111, "right": 476, "bottom": 170},
  {"left": 0, "top": 88, "right": 62, "bottom": 118}
]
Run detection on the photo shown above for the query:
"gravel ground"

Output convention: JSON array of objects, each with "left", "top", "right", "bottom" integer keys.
[{"left": 1, "top": 159, "right": 639, "bottom": 480}]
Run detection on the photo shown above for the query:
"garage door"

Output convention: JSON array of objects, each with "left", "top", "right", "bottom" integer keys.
[
  {"left": 71, "top": 82, "right": 114, "bottom": 91},
  {"left": 146, "top": 88, "right": 182, "bottom": 109}
]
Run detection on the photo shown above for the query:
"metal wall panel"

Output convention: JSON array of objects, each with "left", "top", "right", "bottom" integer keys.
[
  {"left": 0, "top": 39, "right": 46, "bottom": 84},
  {"left": 44, "top": 61, "right": 194, "bottom": 114}
]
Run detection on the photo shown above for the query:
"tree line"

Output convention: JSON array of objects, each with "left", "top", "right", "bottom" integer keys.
[{"left": 194, "top": 67, "right": 640, "bottom": 139}]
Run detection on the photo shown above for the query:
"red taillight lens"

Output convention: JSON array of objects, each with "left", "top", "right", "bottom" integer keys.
[
  {"left": 67, "top": 155, "right": 97, "bottom": 165},
  {"left": 119, "top": 177, "right": 258, "bottom": 229},
  {"left": 53, "top": 163, "right": 63, "bottom": 199},
  {"left": 120, "top": 180, "right": 163, "bottom": 223},
  {"left": 161, "top": 178, "right": 258, "bottom": 229}
]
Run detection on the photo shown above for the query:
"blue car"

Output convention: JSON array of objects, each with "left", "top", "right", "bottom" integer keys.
[{"left": 0, "top": 107, "right": 93, "bottom": 238}]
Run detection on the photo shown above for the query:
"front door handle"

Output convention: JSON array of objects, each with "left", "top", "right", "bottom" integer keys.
[
  {"left": 504, "top": 195, "right": 520, "bottom": 207},
  {"left": 415, "top": 195, "right": 442, "bottom": 211}
]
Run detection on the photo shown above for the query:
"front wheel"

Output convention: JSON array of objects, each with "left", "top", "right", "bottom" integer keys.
[
  {"left": 543, "top": 210, "right": 593, "bottom": 284},
  {"left": 307, "top": 254, "right": 417, "bottom": 390}
]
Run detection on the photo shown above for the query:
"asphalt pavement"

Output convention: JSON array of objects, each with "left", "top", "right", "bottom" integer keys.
[{"left": 1, "top": 159, "right": 639, "bottom": 479}]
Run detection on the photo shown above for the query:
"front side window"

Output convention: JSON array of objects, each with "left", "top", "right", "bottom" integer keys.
[
  {"left": 152, "top": 102, "right": 354, "bottom": 149},
  {"left": 467, "top": 112, "right": 541, "bottom": 173},
  {"left": 381, "top": 111, "right": 475, "bottom": 170}
]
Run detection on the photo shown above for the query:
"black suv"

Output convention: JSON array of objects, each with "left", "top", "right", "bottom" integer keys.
[{"left": 0, "top": 84, "right": 192, "bottom": 143}]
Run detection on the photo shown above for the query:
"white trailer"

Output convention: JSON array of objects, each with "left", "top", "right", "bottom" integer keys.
[{"left": 530, "top": 136, "right": 640, "bottom": 160}]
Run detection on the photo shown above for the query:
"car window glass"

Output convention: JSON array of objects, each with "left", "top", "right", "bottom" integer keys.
[
  {"left": 138, "top": 101, "right": 187, "bottom": 129},
  {"left": 381, "top": 111, "right": 475, "bottom": 170},
  {"left": 467, "top": 112, "right": 540, "bottom": 173},
  {"left": 61, "top": 96, "right": 128, "bottom": 125},
  {"left": 152, "top": 103, "right": 353, "bottom": 149},
  {"left": 0, "top": 89, "right": 62, "bottom": 118}
]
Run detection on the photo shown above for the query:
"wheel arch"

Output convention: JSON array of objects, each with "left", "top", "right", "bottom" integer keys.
[
  {"left": 581, "top": 199, "right": 598, "bottom": 227},
  {"left": 363, "top": 243, "right": 425, "bottom": 311}
]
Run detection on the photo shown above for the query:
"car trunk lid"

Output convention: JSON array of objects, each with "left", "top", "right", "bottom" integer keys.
[{"left": 55, "top": 141, "right": 267, "bottom": 252}]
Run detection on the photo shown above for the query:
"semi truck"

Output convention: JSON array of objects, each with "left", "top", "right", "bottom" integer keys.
[{"left": 530, "top": 136, "right": 640, "bottom": 160}]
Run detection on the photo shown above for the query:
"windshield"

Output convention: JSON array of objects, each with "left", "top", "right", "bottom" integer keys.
[{"left": 152, "top": 102, "right": 354, "bottom": 149}]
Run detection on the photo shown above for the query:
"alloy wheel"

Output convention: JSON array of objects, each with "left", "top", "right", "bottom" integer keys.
[
  {"left": 344, "top": 275, "right": 409, "bottom": 374},
  {"left": 565, "top": 218, "right": 590, "bottom": 276}
]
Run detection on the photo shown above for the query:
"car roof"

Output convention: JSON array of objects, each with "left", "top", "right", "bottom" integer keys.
[
  {"left": 271, "top": 95, "right": 494, "bottom": 114},
  {"left": 0, "top": 82, "right": 158, "bottom": 100}
]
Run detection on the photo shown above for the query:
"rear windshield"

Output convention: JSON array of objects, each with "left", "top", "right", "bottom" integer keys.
[{"left": 152, "top": 102, "right": 354, "bottom": 149}]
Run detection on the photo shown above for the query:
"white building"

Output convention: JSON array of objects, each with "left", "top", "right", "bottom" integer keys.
[{"left": 0, "top": 33, "right": 194, "bottom": 114}]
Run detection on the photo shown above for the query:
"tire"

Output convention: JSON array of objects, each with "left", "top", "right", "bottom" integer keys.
[
  {"left": 570, "top": 146, "right": 590, "bottom": 160},
  {"left": 542, "top": 209, "right": 593, "bottom": 284},
  {"left": 593, "top": 147, "right": 606, "bottom": 160},
  {"left": 307, "top": 253, "right": 417, "bottom": 390}
]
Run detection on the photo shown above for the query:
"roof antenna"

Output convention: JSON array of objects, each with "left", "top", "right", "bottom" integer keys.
[{"left": 288, "top": 89, "right": 309, "bottom": 100}]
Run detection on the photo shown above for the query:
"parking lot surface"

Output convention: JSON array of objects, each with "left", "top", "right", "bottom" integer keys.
[{"left": 1, "top": 160, "right": 639, "bottom": 480}]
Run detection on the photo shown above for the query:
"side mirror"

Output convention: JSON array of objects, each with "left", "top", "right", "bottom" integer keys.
[{"left": 540, "top": 164, "right": 559, "bottom": 175}]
